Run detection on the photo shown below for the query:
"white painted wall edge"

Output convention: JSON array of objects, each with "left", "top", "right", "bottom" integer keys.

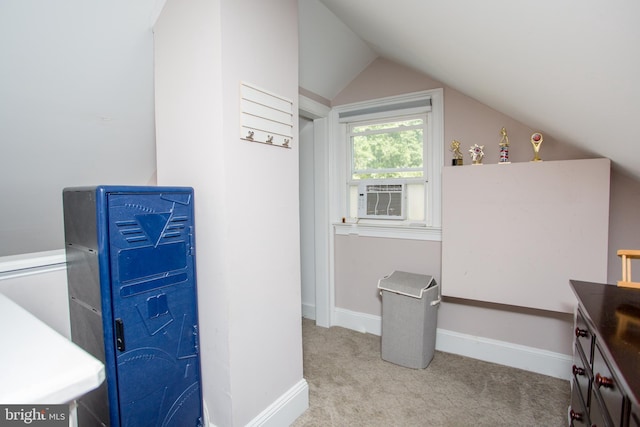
[
  {"left": 331, "top": 307, "right": 572, "bottom": 381},
  {"left": 239, "top": 379, "right": 309, "bottom": 427}
]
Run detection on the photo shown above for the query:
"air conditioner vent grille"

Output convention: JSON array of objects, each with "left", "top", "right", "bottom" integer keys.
[
  {"left": 365, "top": 184, "right": 403, "bottom": 193},
  {"left": 358, "top": 182, "right": 406, "bottom": 220}
]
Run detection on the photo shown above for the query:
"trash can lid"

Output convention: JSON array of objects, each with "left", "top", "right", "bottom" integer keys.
[{"left": 377, "top": 270, "right": 436, "bottom": 298}]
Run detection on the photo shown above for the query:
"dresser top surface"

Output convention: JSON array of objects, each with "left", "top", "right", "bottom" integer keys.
[{"left": 570, "top": 280, "right": 640, "bottom": 406}]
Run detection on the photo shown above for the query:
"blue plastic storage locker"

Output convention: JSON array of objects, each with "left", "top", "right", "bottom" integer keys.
[{"left": 63, "top": 186, "right": 203, "bottom": 427}]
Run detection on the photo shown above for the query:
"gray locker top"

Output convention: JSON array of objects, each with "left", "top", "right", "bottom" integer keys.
[{"left": 377, "top": 270, "right": 436, "bottom": 298}]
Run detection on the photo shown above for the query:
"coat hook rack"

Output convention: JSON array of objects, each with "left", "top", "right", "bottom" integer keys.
[{"left": 240, "top": 82, "right": 293, "bottom": 149}]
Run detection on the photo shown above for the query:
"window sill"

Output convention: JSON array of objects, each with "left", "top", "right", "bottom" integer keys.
[{"left": 333, "top": 222, "right": 442, "bottom": 241}]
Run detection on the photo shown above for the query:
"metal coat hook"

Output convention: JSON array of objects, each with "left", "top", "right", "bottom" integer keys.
[
  {"left": 245, "top": 130, "right": 254, "bottom": 141},
  {"left": 266, "top": 135, "right": 274, "bottom": 144},
  {"left": 282, "top": 138, "right": 290, "bottom": 148}
]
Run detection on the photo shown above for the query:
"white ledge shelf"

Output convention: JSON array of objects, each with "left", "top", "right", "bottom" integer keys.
[{"left": 334, "top": 222, "right": 442, "bottom": 241}]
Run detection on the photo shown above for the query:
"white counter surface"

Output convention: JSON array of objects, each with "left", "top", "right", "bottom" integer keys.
[{"left": 0, "top": 292, "right": 104, "bottom": 404}]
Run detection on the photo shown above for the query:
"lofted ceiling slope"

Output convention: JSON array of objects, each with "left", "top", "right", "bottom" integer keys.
[
  {"left": 298, "top": 0, "right": 377, "bottom": 101},
  {"left": 300, "top": 0, "right": 640, "bottom": 180}
]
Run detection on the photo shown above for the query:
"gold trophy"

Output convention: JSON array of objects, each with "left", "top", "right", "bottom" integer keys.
[
  {"left": 450, "top": 140, "right": 463, "bottom": 166},
  {"left": 530, "top": 132, "right": 544, "bottom": 162}
]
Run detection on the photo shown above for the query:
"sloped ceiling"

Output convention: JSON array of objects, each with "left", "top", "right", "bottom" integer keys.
[
  {"left": 298, "top": 0, "right": 377, "bottom": 101},
  {"left": 300, "top": 0, "right": 640, "bottom": 179}
]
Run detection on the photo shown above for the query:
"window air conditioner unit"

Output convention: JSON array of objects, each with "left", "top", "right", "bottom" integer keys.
[{"left": 357, "top": 181, "right": 406, "bottom": 220}]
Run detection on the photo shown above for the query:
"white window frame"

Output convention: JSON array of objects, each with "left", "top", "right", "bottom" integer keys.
[{"left": 329, "top": 89, "right": 443, "bottom": 241}]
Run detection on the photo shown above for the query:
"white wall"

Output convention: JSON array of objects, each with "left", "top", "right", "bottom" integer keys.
[
  {"left": 0, "top": 1, "right": 158, "bottom": 257},
  {"left": 154, "top": 1, "right": 229, "bottom": 423},
  {"left": 154, "top": 1, "right": 306, "bottom": 425},
  {"left": 0, "top": 251, "right": 69, "bottom": 338},
  {"left": 442, "top": 159, "right": 610, "bottom": 313}
]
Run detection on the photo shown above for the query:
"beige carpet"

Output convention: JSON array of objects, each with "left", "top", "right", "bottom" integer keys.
[{"left": 292, "top": 318, "right": 570, "bottom": 427}]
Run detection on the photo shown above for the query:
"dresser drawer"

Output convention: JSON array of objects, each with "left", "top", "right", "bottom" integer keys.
[
  {"left": 590, "top": 387, "right": 612, "bottom": 427},
  {"left": 572, "top": 343, "right": 591, "bottom": 408},
  {"left": 575, "top": 308, "right": 594, "bottom": 364},
  {"left": 593, "top": 343, "right": 625, "bottom": 426},
  {"left": 570, "top": 382, "right": 590, "bottom": 426}
]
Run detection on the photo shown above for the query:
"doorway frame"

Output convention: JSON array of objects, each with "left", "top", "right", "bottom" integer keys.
[{"left": 299, "top": 95, "right": 331, "bottom": 327}]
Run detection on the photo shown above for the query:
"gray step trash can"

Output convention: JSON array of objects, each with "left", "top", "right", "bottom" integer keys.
[{"left": 377, "top": 270, "right": 440, "bottom": 369}]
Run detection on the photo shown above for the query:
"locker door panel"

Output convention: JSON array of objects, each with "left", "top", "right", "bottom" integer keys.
[{"left": 107, "top": 192, "right": 201, "bottom": 427}]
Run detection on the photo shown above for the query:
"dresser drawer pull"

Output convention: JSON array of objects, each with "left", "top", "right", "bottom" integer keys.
[
  {"left": 572, "top": 364, "right": 586, "bottom": 376},
  {"left": 569, "top": 409, "right": 584, "bottom": 421},
  {"left": 575, "top": 327, "right": 589, "bottom": 338},
  {"left": 595, "top": 373, "right": 614, "bottom": 389}
]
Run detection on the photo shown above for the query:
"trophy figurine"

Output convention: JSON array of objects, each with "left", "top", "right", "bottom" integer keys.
[
  {"left": 469, "top": 144, "right": 484, "bottom": 165},
  {"left": 530, "top": 132, "right": 544, "bottom": 162},
  {"left": 450, "top": 140, "right": 464, "bottom": 166},
  {"left": 498, "top": 127, "right": 510, "bottom": 164}
]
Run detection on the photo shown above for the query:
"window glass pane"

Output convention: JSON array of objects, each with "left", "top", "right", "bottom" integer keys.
[
  {"left": 407, "top": 183, "right": 425, "bottom": 221},
  {"left": 349, "top": 185, "right": 358, "bottom": 217},
  {"left": 352, "top": 126, "right": 423, "bottom": 180}
]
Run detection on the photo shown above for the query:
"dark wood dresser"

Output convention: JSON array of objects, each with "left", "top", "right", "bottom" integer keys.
[{"left": 569, "top": 280, "right": 640, "bottom": 427}]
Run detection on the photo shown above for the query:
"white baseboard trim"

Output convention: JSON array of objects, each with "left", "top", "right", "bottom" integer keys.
[
  {"left": 331, "top": 307, "right": 572, "bottom": 380},
  {"left": 301, "top": 302, "right": 315, "bottom": 320},
  {"left": 244, "top": 379, "right": 309, "bottom": 427},
  {"left": 436, "top": 328, "right": 572, "bottom": 380},
  {"left": 334, "top": 307, "right": 381, "bottom": 335}
]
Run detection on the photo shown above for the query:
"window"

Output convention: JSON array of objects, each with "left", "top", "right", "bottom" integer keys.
[
  {"left": 330, "top": 89, "right": 443, "bottom": 240},
  {"left": 348, "top": 114, "right": 427, "bottom": 222},
  {"left": 350, "top": 116, "right": 425, "bottom": 180}
]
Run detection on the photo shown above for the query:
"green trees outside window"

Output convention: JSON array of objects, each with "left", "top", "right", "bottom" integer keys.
[{"left": 350, "top": 116, "right": 425, "bottom": 180}]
